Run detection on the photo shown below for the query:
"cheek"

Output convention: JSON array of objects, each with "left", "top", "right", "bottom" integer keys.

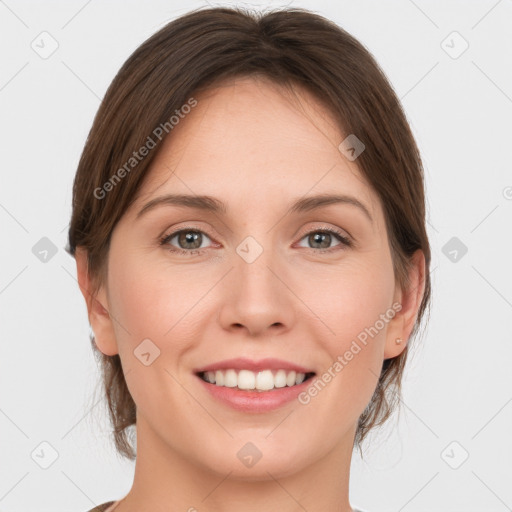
[
  {"left": 107, "top": 236, "right": 395, "bottom": 361},
  {"left": 105, "top": 255, "right": 206, "bottom": 411},
  {"left": 106, "top": 252, "right": 212, "bottom": 350},
  {"left": 295, "top": 254, "right": 396, "bottom": 414},
  {"left": 300, "top": 253, "right": 395, "bottom": 342},
  {"left": 295, "top": 260, "right": 395, "bottom": 433},
  {"left": 107, "top": 262, "right": 160, "bottom": 335}
]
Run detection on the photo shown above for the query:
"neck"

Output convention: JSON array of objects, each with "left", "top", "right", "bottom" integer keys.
[{"left": 116, "top": 415, "right": 357, "bottom": 512}]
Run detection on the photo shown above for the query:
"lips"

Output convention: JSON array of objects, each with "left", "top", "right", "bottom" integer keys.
[
  {"left": 194, "top": 359, "right": 316, "bottom": 412},
  {"left": 193, "top": 357, "right": 315, "bottom": 374}
]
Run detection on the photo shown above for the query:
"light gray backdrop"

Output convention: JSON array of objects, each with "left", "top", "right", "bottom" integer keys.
[{"left": 1, "top": 0, "right": 511, "bottom": 511}]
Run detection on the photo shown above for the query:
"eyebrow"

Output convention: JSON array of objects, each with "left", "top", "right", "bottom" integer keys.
[{"left": 136, "top": 193, "right": 373, "bottom": 222}]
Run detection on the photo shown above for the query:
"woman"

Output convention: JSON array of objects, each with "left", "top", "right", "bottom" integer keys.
[{"left": 67, "top": 6, "right": 431, "bottom": 512}]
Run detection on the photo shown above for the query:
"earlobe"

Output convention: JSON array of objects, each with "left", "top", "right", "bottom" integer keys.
[
  {"left": 74, "top": 247, "right": 119, "bottom": 356},
  {"left": 383, "top": 249, "right": 426, "bottom": 359}
]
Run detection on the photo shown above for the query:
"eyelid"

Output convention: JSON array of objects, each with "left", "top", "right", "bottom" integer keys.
[
  {"left": 296, "top": 223, "right": 352, "bottom": 241},
  {"left": 159, "top": 221, "right": 215, "bottom": 240},
  {"left": 159, "top": 222, "right": 353, "bottom": 255},
  {"left": 294, "top": 226, "right": 353, "bottom": 252},
  {"left": 159, "top": 223, "right": 217, "bottom": 248}
]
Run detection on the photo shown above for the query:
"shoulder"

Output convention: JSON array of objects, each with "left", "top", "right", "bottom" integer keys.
[
  {"left": 86, "top": 502, "right": 368, "bottom": 512},
  {"left": 86, "top": 501, "right": 116, "bottom": 512}
]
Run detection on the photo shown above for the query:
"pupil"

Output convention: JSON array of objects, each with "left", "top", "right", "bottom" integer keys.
[
  {"left": 311, "top": 232, "right": 330, "bottom": 249},
  {"left": 180, "top": 231, "right": 201, "bottom": 249}
]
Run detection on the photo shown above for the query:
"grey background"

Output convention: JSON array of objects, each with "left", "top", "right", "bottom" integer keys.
[{"left": 0, "top": 0, "right": 511, "bottom": 511}]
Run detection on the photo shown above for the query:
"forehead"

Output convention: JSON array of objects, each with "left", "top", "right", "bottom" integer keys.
[{"left": 131, "top": 76, "right": 380, "bottom": 223}]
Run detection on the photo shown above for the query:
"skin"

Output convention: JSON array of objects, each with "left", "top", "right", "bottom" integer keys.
[{"left": 76, "top": 76, "right": 425, "bottom": 512}]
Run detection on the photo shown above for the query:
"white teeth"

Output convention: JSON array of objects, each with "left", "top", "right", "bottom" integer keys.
[
  {"left": 238, "top": 370, "right": 255, "bottom": 390},
  {"left": 223, "top": 369, "right": 237, "bottom": 387},
  {"left": 256, "top": 370, "right": 274, "bottom": 390},
  {"left": 274, "top": 369, "right": 287, "bottom": 388},
  {"left": 201, "top": 369, "right": 309, "bottom": 391}
]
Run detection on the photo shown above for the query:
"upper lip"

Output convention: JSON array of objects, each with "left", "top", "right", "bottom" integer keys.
[{"left": 194, "top": 357, "right": 315, "bottom": 374}]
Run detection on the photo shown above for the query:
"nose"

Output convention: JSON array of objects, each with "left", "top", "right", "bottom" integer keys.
[{"left": 217, "top": 247, "right": 296, "bottom": 337}]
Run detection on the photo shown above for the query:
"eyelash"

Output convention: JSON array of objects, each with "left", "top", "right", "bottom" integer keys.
[{"left": 158, "top": 226, "right": 353, "bottom": 256}]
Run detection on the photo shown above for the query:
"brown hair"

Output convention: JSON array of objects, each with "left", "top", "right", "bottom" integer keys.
[{"left": 67, "top": 6, "right": 431, "bottom": 460}]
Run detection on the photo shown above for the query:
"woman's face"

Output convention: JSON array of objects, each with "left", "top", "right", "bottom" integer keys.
[{"left": 89, "top": 77, "right": 413, "bottom": 478}]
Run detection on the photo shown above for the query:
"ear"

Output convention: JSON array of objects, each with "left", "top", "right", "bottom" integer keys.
[
  {"left": 75, "top": 247, "right": 119, "bottom": 356},
  {"left": 383, "top": 249, "right": 426, "bottom": 359}
]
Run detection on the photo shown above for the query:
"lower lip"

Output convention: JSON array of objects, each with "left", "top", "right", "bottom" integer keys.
[{"left": 196, "top": 374, "right": 313, "bottom": 412}]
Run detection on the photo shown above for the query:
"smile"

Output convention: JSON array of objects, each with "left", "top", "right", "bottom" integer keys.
[{"left": 198, "top": 369, "right": 316, "bottom": 392}]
